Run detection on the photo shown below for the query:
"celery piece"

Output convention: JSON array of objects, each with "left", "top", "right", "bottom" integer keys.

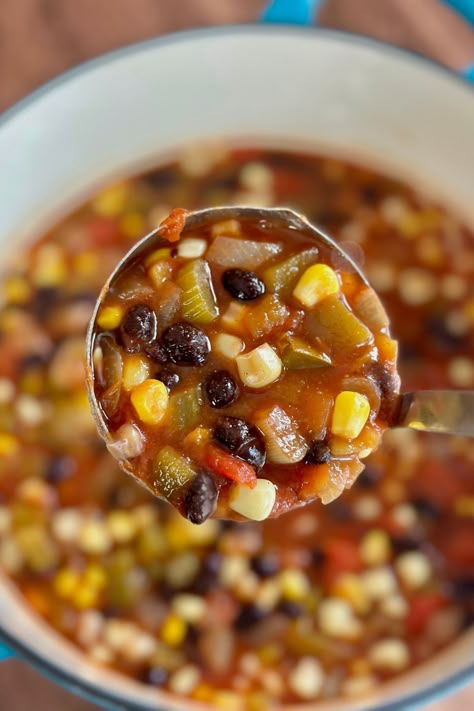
[
  {"left": 176, "top": 259, "right": 218, "bottom": 325},
  {"left": 263, "top": 248, "right": 319, "bottom": 297},
  {"left": 154, "top": 446, "right": 196, "bottom": 499},
  {"left": 166, "top": 384, "right": 202, "bottom": 433},
  {"left": 280, "top": 335, "right": 332, "bottom": 369},
  {"left": 310, "top": 295, "right": 373, "bottom": 356}
]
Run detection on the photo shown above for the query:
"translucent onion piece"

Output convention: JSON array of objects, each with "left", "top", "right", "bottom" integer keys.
[
  {"left": 255, "top": 405, "right": 307, "bottom": 464},
  {"left": 207, "top": 237, "right": 282, "bottom": 269}
]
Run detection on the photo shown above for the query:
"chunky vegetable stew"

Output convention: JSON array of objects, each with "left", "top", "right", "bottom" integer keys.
[
  {"left": 0, "top": 146, "right": 473, "bottom": 708},
  {"left": 91, "top": 207, "right": 400, "bottom": 523}
]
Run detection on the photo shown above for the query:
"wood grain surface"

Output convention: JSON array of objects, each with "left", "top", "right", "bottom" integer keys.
[{"left": 0, "top": 1, "right": 472, "bottom": 709}]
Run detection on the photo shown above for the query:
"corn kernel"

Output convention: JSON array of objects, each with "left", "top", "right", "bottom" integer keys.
[
  {"left": 106, "top": 510, "right": 137, "bottom": 543},
  {"left": 177, "top": 238, "right": 207, "bottom": 259},
  {"left": 161, "top": 614, "right": 187, "bottom": 647},
  {"left": 236, "top": 343, "right": 282, "bottom": 389},
  {"left": 369, "top": 638, "right": 410, "bottom": 670},
  {"left": 331, "top": 391, "right": 370, "bottom": 439},
  {"left": 73, "top": 585, "right": 99, "bottom": 610},
  {"left": 96, "top": 305, "right": 124, "bottom": 330},
  {"left": 130, "top": 379, "right": 168, "bottom": 425},
  {"left": 92, "top": 183, "right": 128, "bottom": 217},
  {"left": 318, "top": 598, "right": 362, "bottom": 640},
  {"left": 0, "top": 433, "right": 19, "bottom": 457},
  {"left": 84, "top": 564, "right": 107, "bottom": 589},
  {"left": 212, "top": 691, "right": 242, "bottom": 710},
  {"left": 332, "top": 573, "right": 370, "bottom": 615},
  {"left": 120, "top": 211, "right": 146, "bottom": 239},
  {"left": 221, "top": 302, "right": 248, "bottom": 333},
  {"left": 211, "top": 219, "right": 241, "bottom": 238},
  {"left": 212, "top": 333, "right": 244, "bottom": 359},
  {"left": 395, "top": 552, "right": 432, "bottom": 590},
  {"left": 229, "top": 478, "right": 276, "bottom": 521},
  {"left": 360, "top": 529, "right": 392, "bottom": 566},
  {"left": 73, "top": 251, "right": 100, "bottom": 277},
  {"left": 3, "top": 275, "right": 31, "bottom": 304},
  {"left": 31, "top": 245, "right": 67, "bottom": 287},
  {"left": 54, "top": 568, "right": 80, "bottom": 599},
  {"left": 293, "top": 263, "right": 340, "bottom": 307},
  {"left": 144, "top": 247, "right": 172, "bottom": 268},
  {"left": 454, "top": 495, "right": 474, "bottom": 518},
  {"left": 122, "top": 353, "right": 152, "bottom": 391},
  {"left": 279, "top": 569, "right": 310, "bottom": 601},
  {"left": 148, "top": 260, "right": 173, "bottom": 290}
]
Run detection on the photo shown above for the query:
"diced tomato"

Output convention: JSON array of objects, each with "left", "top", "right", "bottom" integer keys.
[
  {"left": 158, "top": 208, "right": 188, "bottom": 243},
  {"left": 323, "top": 538, "right": 363, "bottom": 586},
  {"left": 406, "top": 593, "right": 446, "bottom": 635},
  {"left": 205, "top": 445, "right": 257, "bottom": 488},
  {"left": 86, "top": 217, "right": 121, "bottom": 247}
]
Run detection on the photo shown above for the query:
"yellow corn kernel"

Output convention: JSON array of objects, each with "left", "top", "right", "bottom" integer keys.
[
  {"left": 331, "top": 391, "right": 371, "bottom": 439},
  {"left": 160, "top": 614, "right": 187, "bottom": 647},
  {"left": 454, "top": 496, "right": 474, "bottom": 518},
  {"left": 3, "top": 276, "right": 31, "bottom": 305},
  {"left": 54, "top": 568, "right": 80, "bottom": 599},
  {"left": 148, "top": 260, "right": 173, "bottom": 290},
  {"left": 96, "top": 305, "right": 124, "bottom": 331},
  {"left": 332, "top": 574, "right": 370, "bottom": 615},
  {"left": 183, "top": 427, "right": 212, "bottom": 450},
  {"left": 293, "top": 263, "right": 340, "bottom": 307},
  {"left": 83, "top": 564, "right": 107, "bottom": 590},
  {"left": 279, "top": 569, "right": 310, "bottom": 601},
  {"left": 131, "top": 379, "right": 169, "bottom": 425},
  {"left": 73, "top": 251, "right": 100, "bottom": 277},
  {"left": 120, "top": 211, "right": 146, "bottom": 239},
  {"left": 92, "top": 183, "right": 128, "bottom": 217},
  {"left": 144, "top": 247, "right": 172, "bottom": 268},
  {"left": 122, "top": 353, "right": 152, "bottom": 391},
  {"left": 0, "top": 433, "right": 19, "bottom": 457},
  {"left": 73, "top": 585, "right": 99, "bottom": 610},
  {"left": 31, "top": 245, "right": 67, "bottom": 287},
  {"left": 193, "top": 684, "right": 214, "bottom": 703}
]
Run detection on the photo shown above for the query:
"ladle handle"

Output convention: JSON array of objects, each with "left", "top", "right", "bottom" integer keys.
[
  {"left": 0, "top": 640, "right": 13, "bottom": 660},
  {"left": 396, "top": 390, "right": 474, "bottom": 437}
]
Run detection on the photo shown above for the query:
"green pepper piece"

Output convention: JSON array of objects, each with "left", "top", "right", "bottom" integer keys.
[
  {"left": 263, "top": 248, "right": 319, "bottom": 297},
  {"left": 166, "top": 384, "right": 202, "bottom": 433},
  {"left": 310, "top": 295, "right": 373, "bottom": 356},
  {"left": 281, "top": 335, "right": 332, "bottom": 369},
  {"left": 154, "top": 446, "right": 196, "bottom": 499},
  {"left": 176, "top": 259, "right": 218, "bottom": 324}
]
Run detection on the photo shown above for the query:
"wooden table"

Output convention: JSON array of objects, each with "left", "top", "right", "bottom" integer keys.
[{"left": 0, "top": 1, "right": 472, "bottom": 708}]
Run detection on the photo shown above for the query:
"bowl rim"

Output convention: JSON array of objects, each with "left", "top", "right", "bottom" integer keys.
[{"left": 0, "top": 22, "right": 473, "bottom": 711}]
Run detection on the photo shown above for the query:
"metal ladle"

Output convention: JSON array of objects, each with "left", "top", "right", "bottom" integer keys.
[{"left": 85, "top": 206, "right": 474, "bottom": 466}]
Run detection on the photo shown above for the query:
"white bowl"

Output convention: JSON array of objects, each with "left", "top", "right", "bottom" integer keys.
[{"left": 0, "top": 25, "right": 473, "bottom": 711}]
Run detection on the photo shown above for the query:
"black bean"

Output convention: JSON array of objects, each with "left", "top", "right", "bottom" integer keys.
[
  {"left": 327, "top": 500, "right": 353, "bottom": 522},
  {"left": 120, "top": 304, "right": 157, "bottom": 352},
  {"left": 204, "top": 370, "right": 239, "bottom": 408},
  {"left": 222, "top": 269, "right": 265, "bottom": 301},
  {"left": 304, "top": 441, "right": 331, "bottom": 465},
  {"left": 311, "top": 547, "right": 326, "bottom": 567},
  {"left": 250, "top": 553, "right": 280, "bottom": 578},
  {"left": 161, "top": 322, "right": 210, "bottom": 366},
  {"left": 202, "top": 551, "right": 223, "bottom": 575},
  {"left": 426, "top": 314, "right": 467, "bottom": 353},
  {"left": 184, "top": 471, "right": 218, "bottom": 525},
  {"left": 234, "top": 604, "right": 266, "bottom": 631},
  {"left": 45, "top": 456, "right": 77, "bottom": 484},
  {"left": 156, "top": 367, "right": 180, "bottom": 391},
  {"left": 31, "top": 287, "right": 60, "bottom": 320},
  {"left": 213, "top": 417, "right": 266, "bottom": 471},
  {"left": 144, "top": 340, "right": 168, "bottom": 364},
  {"left": 450, "top": 576, "right": 474, "bottom": 601},
  {"left": 391, "top": 535, "right": 421, "bottom": 554},
  {"left": 355, "top": 465, "right": 382, "bottom": 489},
  {"left": 411, "top": 497, "right": 441, "bottom": 519},
  {"left": 278, "top": 600, "right": 304, "bottom": 618},
  {"left": 143, "top": 667, "right": 168, "bottom": 687}
]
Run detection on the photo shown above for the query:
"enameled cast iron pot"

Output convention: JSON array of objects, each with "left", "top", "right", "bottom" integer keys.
[{"left": 0, "top": 1, "right": 473, "bottom": 708}]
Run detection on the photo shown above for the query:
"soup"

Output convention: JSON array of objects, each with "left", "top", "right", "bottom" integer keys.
[{"left": 0, "top": 146, "right": 472, "bottom": 707}]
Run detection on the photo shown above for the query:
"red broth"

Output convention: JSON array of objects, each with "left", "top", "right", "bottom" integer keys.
[{"left": 0, "top": 147, "right": 472, "bottom": 706}]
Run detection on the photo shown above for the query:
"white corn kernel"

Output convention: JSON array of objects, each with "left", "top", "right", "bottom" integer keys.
[
  {"left": 380, "top": 594, "right": 409, "bottom": 620},
  {"left": 177, "top": 237, "right": 208, "bottom": 259},
  {"left": 172, "top": 594, "right": 206, "bottom": 623},
  {"left": 395, "top": 551, "right": 432, "bottom": 590},
  {"left": 359, "top": 529, "right": 391, "bottom": 566},
  {"left": 236, "top": 344, "right": 282, "bottom": 389},
  {"left": 229, "top": 479, "right": 276, "bottom": 521},
  {"left": 168, "top": 665, "right": 200, "bottom": 695},
  {"left": 317, "top": 598, "right": 362, "bottom": 639},
  {"left": 360, "top": 566, "right": 398, "bottom": 601},
  {"left": 288, "top": 657, "right": 324, "bottom": 699},
  {"left": 369, "top": 638, "right": 410, "bottom": 671},
  {"left": 212, "top": 333, "right": 244, "bottom": 359},
  {"left": 221, "top": 302, "right": 247, "bottom": 332}
]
